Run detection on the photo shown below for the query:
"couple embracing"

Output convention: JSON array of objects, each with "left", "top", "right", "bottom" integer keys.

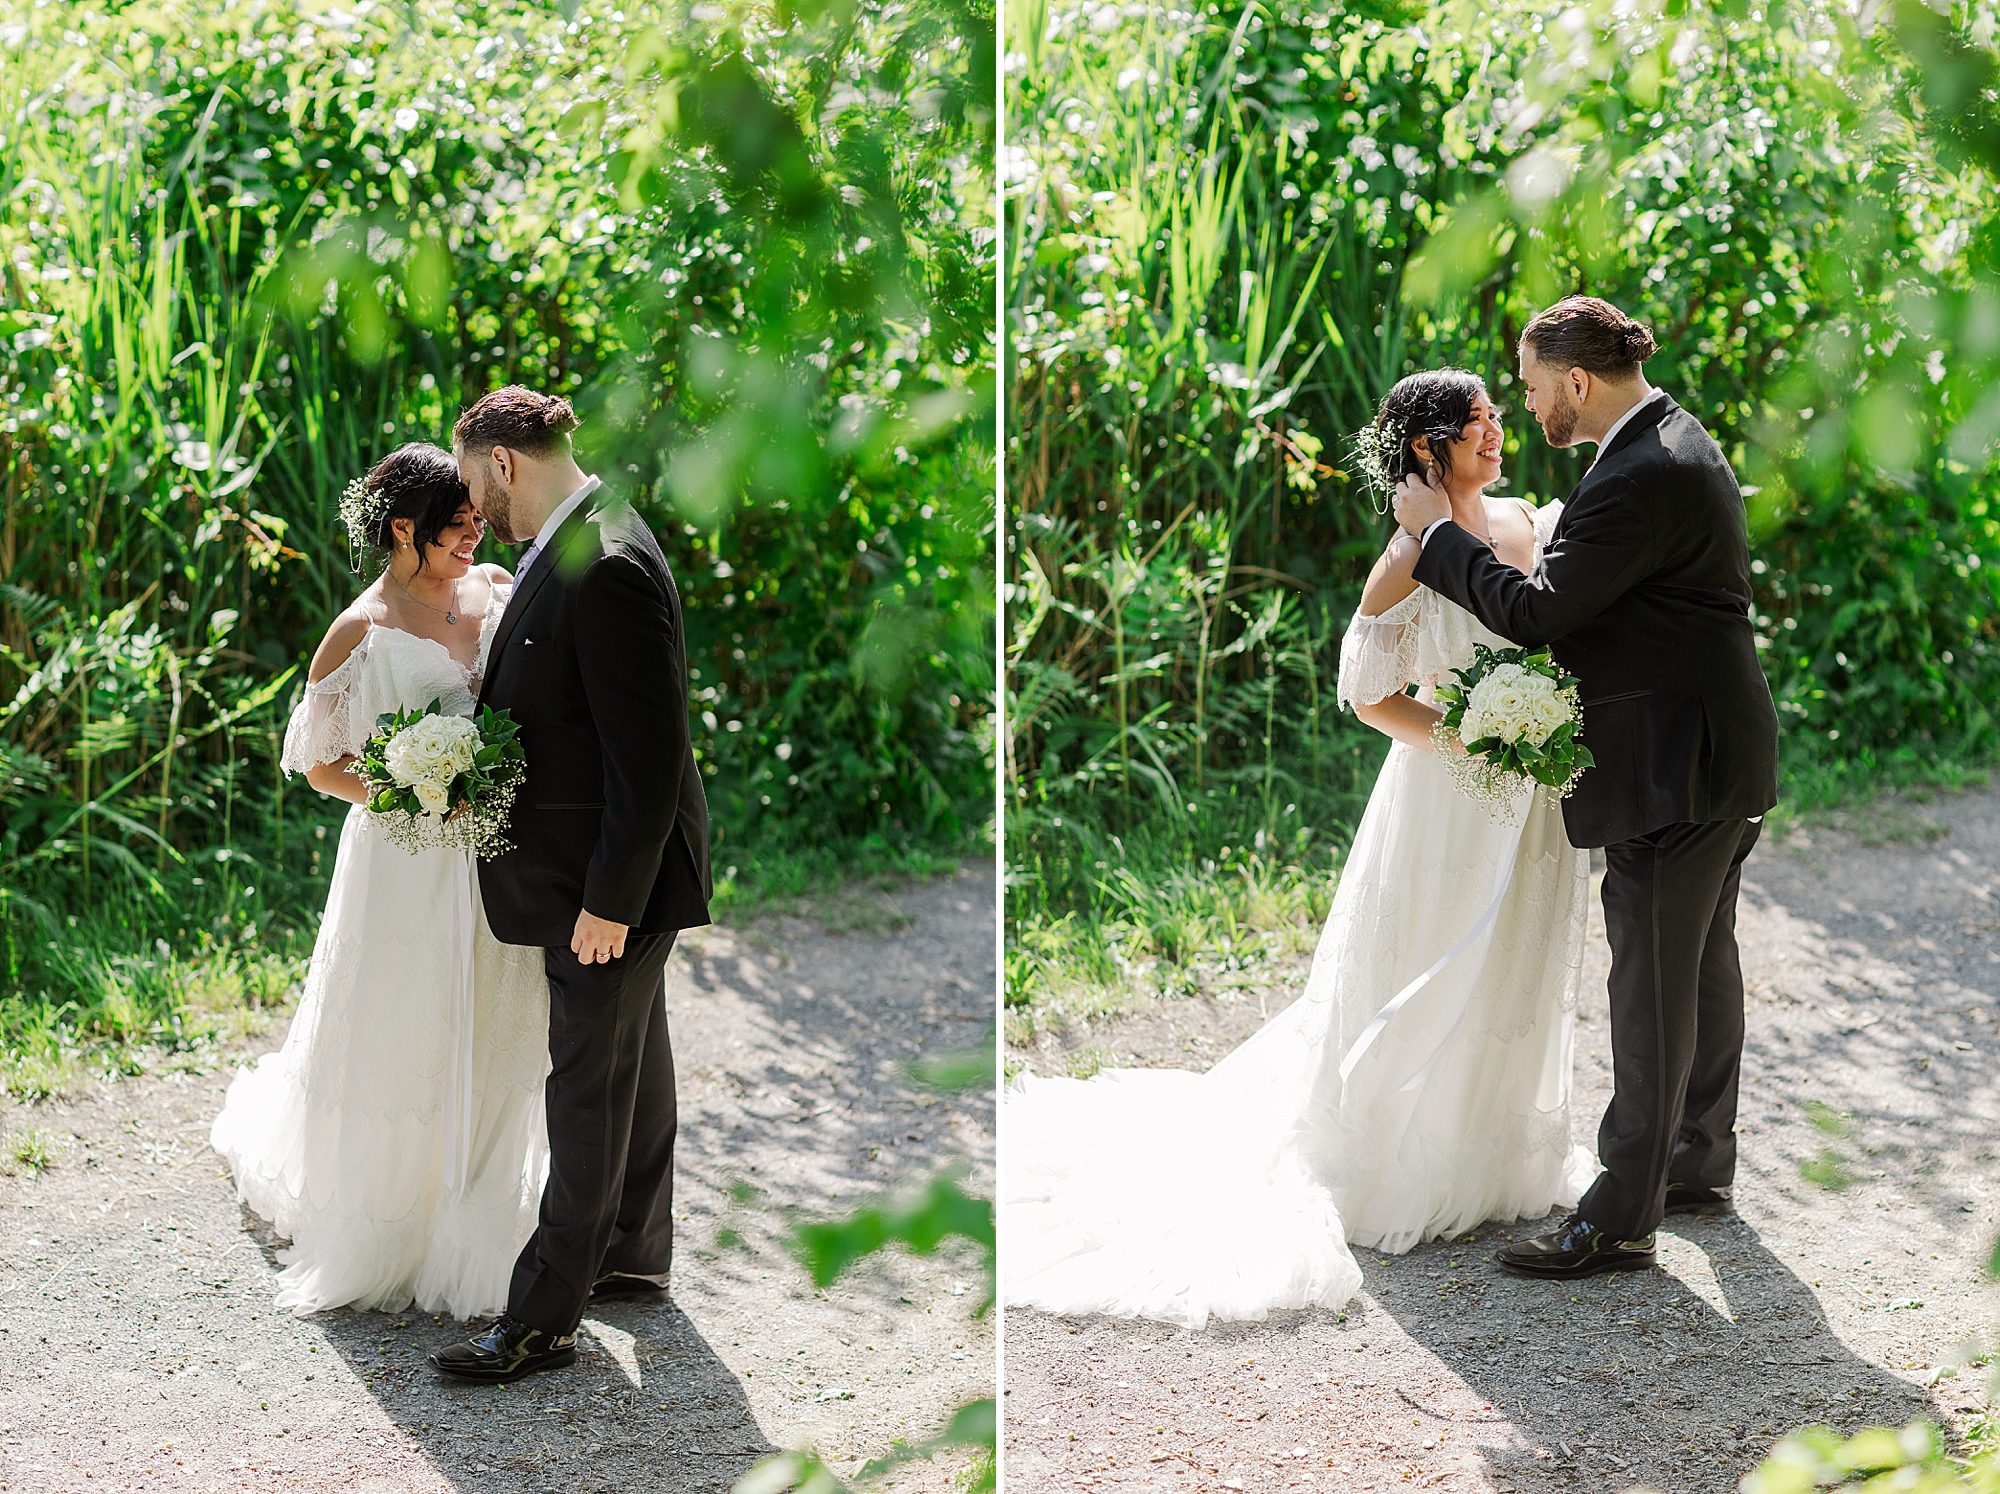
[
  {"left": 210, "top": 386, "right": 711, "bottom": 1382},
  {"left": 1006, "top": 296, "right": 1780, "bottom": 1326}
]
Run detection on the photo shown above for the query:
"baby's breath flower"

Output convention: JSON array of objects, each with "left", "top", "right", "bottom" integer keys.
[
  {"left": 338, "top": 475, "right": 394, "bottom": 573},
  {"left": 1349, "top": 419, "right": 1406, "bottom": 513}
]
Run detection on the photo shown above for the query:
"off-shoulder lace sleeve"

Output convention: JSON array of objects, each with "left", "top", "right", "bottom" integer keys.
[
  {"left": 1336, "top": 588, "right": 1425, "bottom": 710},
  {"left": 280, "top": 642, "right": 368, "bottom": 776}
]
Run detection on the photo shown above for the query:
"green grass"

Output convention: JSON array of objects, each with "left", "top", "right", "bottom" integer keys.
[
  {"left": 1005, "top": 766, "right": 1360, "bottom": 1059},
  {"left": 1004, "top": 729, "right": 2000, "bottom": 1064},
  {"left": 1, "top": 1124, "right": 60, "bottom": 1174},
  {"left": 0, "top": 820, "right": 988, "bottom": 1105},
  {"left": 712, "top": 824, "right": 988, "bottom": 928}
]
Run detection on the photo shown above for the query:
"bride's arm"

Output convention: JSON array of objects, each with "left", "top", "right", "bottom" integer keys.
[
  {"left": 1348, "top": 536, "right": 1458, "bottom": 752},
  {"left": 1355, "top": 692, "right": 1452, "bottom": 751},
  {"left": 302, "top": 612, "right": 372, "bottom": 805},
  {"left": 1358, "top": 534, "right": 1421, "bottom": 617}
]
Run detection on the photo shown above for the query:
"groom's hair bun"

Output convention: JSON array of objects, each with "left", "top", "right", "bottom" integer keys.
[
  {"left": 1521, "top": 296, "right": 1657, "bottom": 377},
  {"left": 452, "top": 385, "right": 581, "bottom": 458}
]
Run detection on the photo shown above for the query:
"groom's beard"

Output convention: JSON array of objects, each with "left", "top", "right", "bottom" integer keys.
[
  {"left": 476, "top": 466, "right": 524, "bottom": 544},
  {"left": 1541, "top": 389, "right": 1580, "bottom": 448}
]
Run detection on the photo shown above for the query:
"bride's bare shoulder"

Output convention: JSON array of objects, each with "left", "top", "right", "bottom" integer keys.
[
  {"left": 308, "top": 592, "right": 384, "bottom": 683},
  {"left": 1358, "top": 533, "right": 1422, "bottom": 617}
]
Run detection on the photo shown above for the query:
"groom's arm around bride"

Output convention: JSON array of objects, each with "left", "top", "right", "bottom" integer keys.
[{"left": 1394, "top": 296, "right": 1780, "bottom": 1278}]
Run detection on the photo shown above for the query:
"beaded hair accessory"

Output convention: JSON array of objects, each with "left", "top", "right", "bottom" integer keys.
[{"left": 338, "top": 474, "right": 394, "bottom": 574}]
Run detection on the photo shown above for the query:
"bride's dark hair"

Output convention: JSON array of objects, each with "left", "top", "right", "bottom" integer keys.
[
  {"left": 359, "top": 443, "right": 472, "bottom": 574},
  {"left": 1372, "top": 369, "right": 1489, "bottom": 486}
]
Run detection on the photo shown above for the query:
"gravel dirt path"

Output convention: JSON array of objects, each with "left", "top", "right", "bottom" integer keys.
[
  {"left": 1003, "top": 794, "right": 2000, "bottom": 1494},
  {"left": 0, "top": 864, "right": 996, "bottom": 1494}
]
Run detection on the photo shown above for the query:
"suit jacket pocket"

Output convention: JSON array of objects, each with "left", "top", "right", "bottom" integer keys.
[
  {"left": 534, "top": 802, "right": 607, "bottom": 811},
  {"left": 1581, "top": 688, "right": 1654, "bottom": 708}
]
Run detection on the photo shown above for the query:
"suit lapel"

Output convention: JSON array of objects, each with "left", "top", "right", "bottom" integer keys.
[
  {"left": 1554, "top": 393, "right": 1679, "bottom": 538},
  {"left": 1596, "top": 391, "right": 1675, "bottom": 467},
  {"left": 479, "top": 502, "right": 594, "bottom": 704}
]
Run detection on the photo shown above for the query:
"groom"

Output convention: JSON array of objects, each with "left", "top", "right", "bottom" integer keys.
[
  {"left": 1393, "top": 296, "right": 1779, "bottom": 1280},
  {"left": 431, "top": 386, "right": 712, "bottom": 1380}
]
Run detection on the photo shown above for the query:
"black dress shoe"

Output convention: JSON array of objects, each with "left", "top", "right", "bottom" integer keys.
[
  {"left": 428, "top": 1315, "right": 577, "bottom": 1383},
  {"left": 1494, "top": 1214, "right": 1657, "bottom": 1279},
  {"left": 589, "top": 1271, "right": 671, "bottom": 1305},
  {"left": 1664, "top": 1182, "right": 1734, "bottom": 1216}
]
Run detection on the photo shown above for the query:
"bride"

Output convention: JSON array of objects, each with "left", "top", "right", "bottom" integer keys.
[
  {"left": 1004, "top": 369, "right": 1594, "bottom": 1329},
  {"left": 210, "top": 442, "right": 550, "bottom": 1319}
]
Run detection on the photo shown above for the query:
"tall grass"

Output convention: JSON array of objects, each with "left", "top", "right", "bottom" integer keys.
[
  {"left": 1004, "top": 0, "right": 2000, "bottom": 1053},
  {"left": 0, "top": 0, "right": 995, "bottom": 1098}
]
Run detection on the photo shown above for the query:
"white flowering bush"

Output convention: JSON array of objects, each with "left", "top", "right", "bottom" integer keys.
[
  {"left": 354, "top": 700, "right": 526, "bottom": 857},
  {"left": 1431, "top": 644, "right": 1594, "bottom": 813}
]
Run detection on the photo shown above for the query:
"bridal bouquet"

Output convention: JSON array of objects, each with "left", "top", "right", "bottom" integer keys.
[
  {"left": 354, "top": 702, "right": 525, "bottom": 857},
  {"left": 1430, "top": 644, "right": 1595, "bottom": 813}
]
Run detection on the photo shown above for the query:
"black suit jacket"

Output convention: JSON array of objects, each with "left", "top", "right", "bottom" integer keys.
[
  {"left": 1410, "top": 393, "right": 1779, "bottom": 848},
  {"left": 477, "top": 493, "right": 712, "bottom": 944}
]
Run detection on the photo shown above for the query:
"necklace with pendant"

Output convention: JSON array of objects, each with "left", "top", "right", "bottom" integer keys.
[{"left": 393, "top": 571, "right": 462, "bottom": 625}]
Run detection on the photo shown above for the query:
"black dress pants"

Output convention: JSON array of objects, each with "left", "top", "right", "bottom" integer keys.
[
  {"left": 508, "top": 931, "right": 679, "bottom": 1335},
  {"left": 1575, "top": 817, "right": 1761, "bottom": 1241}
]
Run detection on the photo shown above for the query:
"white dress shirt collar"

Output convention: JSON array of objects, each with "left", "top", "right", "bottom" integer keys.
[
  {"left": 529, "top": 474, "right": 601, "bottom": 554},
  {"left": 1418, "top": 388, "right": 1670, "bottom": 548},
  {"left": 1589, "top": 387, "right": 1668, "bottom": 470}
]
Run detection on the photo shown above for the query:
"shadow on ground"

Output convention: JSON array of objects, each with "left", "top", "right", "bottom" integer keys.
[
  {"left": 1371, "top": 1216, "right": 1938, "bottom": 1490},
  {"left": 1001, "top": 793, "right": 2000, "bottom": 1493},
  {"left": 0, "top": 863, "right": 993, "bottom": 1494}
]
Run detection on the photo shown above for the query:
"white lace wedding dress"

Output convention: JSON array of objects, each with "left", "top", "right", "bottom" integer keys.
[
  {"left": 210, "top": 584, "right": 552, "bottom": 1319},
  {"left": 1005, "top": 500, "right": 1594, "bottom": 1329}
]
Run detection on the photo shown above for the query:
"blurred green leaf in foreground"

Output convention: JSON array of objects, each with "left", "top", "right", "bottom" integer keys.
[{"left": 737, "top": 1038, "right": 996, "bottom": 1494}]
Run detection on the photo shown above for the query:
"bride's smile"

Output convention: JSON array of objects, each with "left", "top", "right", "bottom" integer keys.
[{"left": 1419, "top": 393, "right": 1506, "bottom": 492}]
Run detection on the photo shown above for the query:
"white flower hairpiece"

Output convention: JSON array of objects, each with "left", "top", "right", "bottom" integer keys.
[
  {"left": 1349, "top": 418, "right": 1406, "bottom": 515},
  {"left": 338, "top": 474, "right": 393, "bottom": 573}
]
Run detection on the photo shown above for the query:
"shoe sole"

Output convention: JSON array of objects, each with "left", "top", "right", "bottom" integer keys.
[
  {"left": 589, "top": 1288, "right": 670, "bottom": 1305},
  {"left": 1495, "top": 1253, "right": 1657, "bottom": 1280},
  {"left": 429, "top": 1346, "right": 578, "bottom": 1384}
]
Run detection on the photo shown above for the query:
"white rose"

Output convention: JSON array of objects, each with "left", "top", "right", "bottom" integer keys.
[
  {"left": 385, "top": 712, "right": 480, "bottom": 787},
  {"left": 414, "top": 778, "right": 452, "bottom": 816},
  {"left": 1533, "top": 695, "right": 1569, "bottom": 740}
]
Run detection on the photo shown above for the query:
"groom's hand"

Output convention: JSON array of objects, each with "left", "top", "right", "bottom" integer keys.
[
  {"left": 572, "top": 909, "right": 630, "bottom": 964},
  {"left": 1391, "top": 468, "right": 1451, "bottom": 537}
]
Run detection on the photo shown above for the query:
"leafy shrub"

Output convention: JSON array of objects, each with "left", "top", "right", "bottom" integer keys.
[
  {"left": 1005, "top": 0, "right": 2000, "bottom": 978},
  {"left": 0, "top": 0, "right": 994, "bottom": 1055}
]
